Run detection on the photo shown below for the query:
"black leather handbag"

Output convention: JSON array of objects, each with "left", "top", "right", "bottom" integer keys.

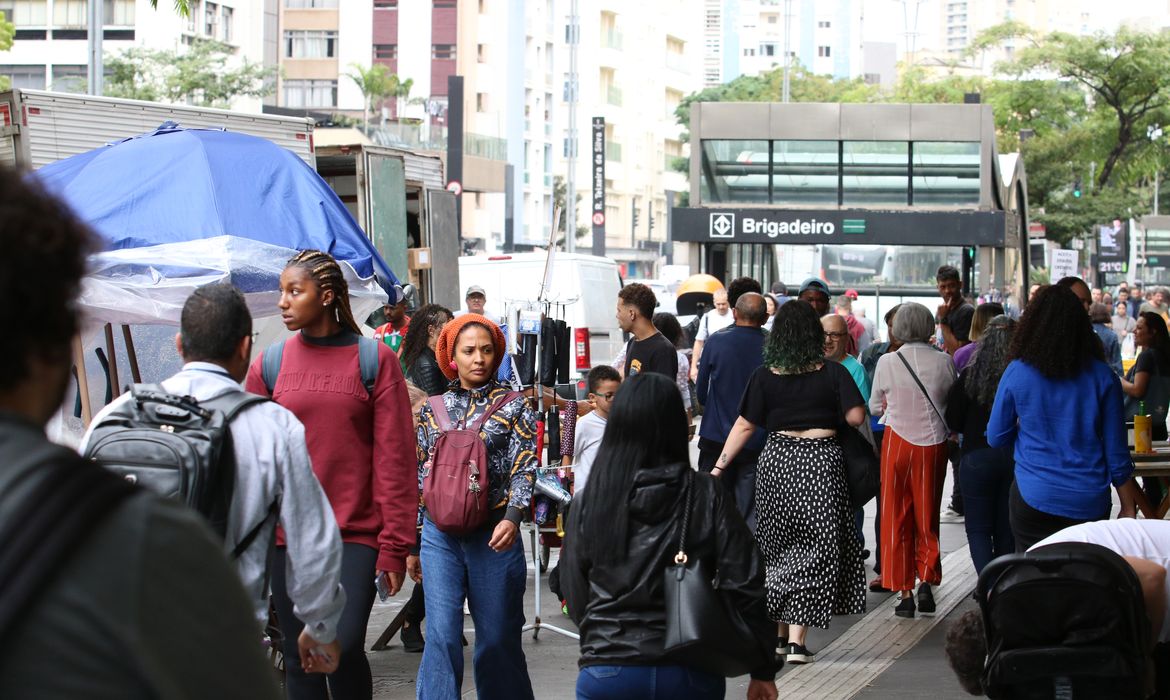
[
  {"left": 662, "top": 475, "right": 773, "bottom": 678},
  {"left": 840, "top": 426, "right": 879, "bottom": 508}
]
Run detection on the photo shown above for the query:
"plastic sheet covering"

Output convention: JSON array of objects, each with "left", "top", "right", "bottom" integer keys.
[{"left": 77, "top": 235, "right": 386, "bottom": 327}]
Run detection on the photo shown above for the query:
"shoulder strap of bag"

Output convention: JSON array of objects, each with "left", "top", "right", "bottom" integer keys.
[
  {"left": 229, "top": 498, "right": 280, "bottom": 560},
  {"left": 357, "top": 335, "right": 380, "bottom": 397},
  {"left": 261, "top": 340, "right": 287, "bottom": 396},
  {"left": 0, "top": 458, "right": 137, "bottom": 647},
  {"left": 672, "top": 473, "right": 696, "bottom": 561},
  {"left": 428, "top": 396, "right": 455, "bottom": 432},
  {"left": 466, "top": 391, "right": 523, "bottom": 432},
  {"left": 896, "top": 352, "right": 946, "bottom": 425}
]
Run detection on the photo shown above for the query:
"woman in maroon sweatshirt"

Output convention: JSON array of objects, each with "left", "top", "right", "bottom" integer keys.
[{"left": 246, "top": 250, "right": 416, "bottom": 700}]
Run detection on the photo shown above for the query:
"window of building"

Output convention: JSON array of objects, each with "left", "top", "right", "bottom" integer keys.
[
  {"left": 842, "top": 141, "right": 909, "bottom": 206},
  {"left": 699, "top": 139, "right": 772, "bottom": 204},
  {"left": 477, "top": 43, "right": 487, "bottom": 62},
  {"left": 761, "top": 43, "right": 776, "bottom": 56},
  {"left": 0, "top": 63, "right": 45, "bottom": 89},
  {"left": 432, "top": 44, "right": 456, "bottom": 60},
  {"left": 478, "top": 0, "right": 486, "bottom": 13},
  {"left": 433, "top": 0, "right": 455, "bottom": 7},
  {"left": 286, "top": 0, "right": 339, "bottom": 7},
  {"left": 52, "top": 0, "right": 85, "bottom": 27},
  {"left": 282, "top": 79, "right": 337, "bottom": 108},
  {"left": 476, "top": 92, "right": 489, "bottom": 112},
  {"left": 744, "top": 48, "right": 755, "bottom": 56},
  {"left": 912, "top": 141, "right": 980, "bottom": 205},
  {"left": 100, "top": 0, "right": 134, "bottom": 25},
  {"left": 374, "top": 44, "right": 397, "bottom": 60},
  {"left": 818, "top": 45, "right": 831, "bottom": 57},
  {"left": 767, "top": 14, "right": 777, "bottom": 23},
  {"left": 285, "top": 30, "right": 339, "bottom": 58},
  {"left": 372, "top": 0, "right": 396, "bottom": 7},
  {"left": 186, "top": 0, "right": 198, "bottom": 32},
  {"left": 50, "top": 64, "right": 85, "bottom": 92},
  {"left": 202, "top": 2, "right": 218, "bottom": 34},
  {"left": 220, "top": 5, "right": 232, "bottom": 41},
  {"left": 818, "top": 20, "right": 831, "bottom": 28},
  {"left": 0, "top": 0, "right": 48, "bottom": 26}
]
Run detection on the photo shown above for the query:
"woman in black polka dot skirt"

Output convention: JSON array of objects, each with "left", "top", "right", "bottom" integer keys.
[{"left": 713, "top": 300, "right": 868, "bottom": 664}]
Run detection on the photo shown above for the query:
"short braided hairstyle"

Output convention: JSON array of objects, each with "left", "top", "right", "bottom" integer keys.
[{"left": 285, "top": 249, "right": 361, "bottom": 334}]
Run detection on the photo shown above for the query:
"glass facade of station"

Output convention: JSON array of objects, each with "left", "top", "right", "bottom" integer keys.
[{"left": 699, "top": 139, "right": 981, "bottom": 207}]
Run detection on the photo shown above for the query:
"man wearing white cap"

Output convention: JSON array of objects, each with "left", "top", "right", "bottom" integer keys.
[{"left": 454, "top": 285, "right": 500, "bottom": 324}]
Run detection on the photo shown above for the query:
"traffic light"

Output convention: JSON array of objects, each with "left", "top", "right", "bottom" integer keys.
[
  {"left": 1073, "top": 177, "right": 1083, "bottom": 198},
  {"left": 632, "top": 207, "right": 640, "bottom": 230}
]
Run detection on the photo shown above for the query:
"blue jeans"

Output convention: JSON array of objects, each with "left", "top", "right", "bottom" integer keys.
[
  {"left": 960, "top": 447, "right": 1015, "bottom": 574},
  {"left": 416, "top": 518, "right": 532, "bottom": 700},
  {"left": 576, "top": 665, "right": 725, "bottom": 700}
]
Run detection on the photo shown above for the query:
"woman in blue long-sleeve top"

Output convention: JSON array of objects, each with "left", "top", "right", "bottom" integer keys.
[{"left": 987, "top": 284, "right": 1141, "bottom": 552}]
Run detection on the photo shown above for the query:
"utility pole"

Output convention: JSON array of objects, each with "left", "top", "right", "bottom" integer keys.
[
  {"left": 87, "top": 0, "right": 104, "bottom": 95},
  {"left": 564, "top": 0, "right": 580, "bottom": 253},
  {"left": 781, "top": 0, "right": 792, "bottom": 102}
]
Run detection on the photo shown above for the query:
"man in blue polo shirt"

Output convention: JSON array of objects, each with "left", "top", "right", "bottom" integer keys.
[{"left": 695, "top": 292, "right": 769, "bottom": 530}]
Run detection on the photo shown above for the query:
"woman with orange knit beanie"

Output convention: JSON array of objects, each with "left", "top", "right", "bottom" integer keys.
[{"left": 413, "top": 313, "right": 537, "bottom": 699}]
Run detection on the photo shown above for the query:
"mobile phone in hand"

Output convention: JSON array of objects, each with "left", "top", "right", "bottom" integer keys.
[{"left": 374, "top": 573, "right": 391, "bottom": 602}]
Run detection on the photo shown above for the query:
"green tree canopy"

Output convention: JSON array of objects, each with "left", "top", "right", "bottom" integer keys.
[
  {"left": 105, "top": 39, "right": 274, "bottom": 108},
  {"left": 0, "top": 10, "right": 13, "bottom": 92}
]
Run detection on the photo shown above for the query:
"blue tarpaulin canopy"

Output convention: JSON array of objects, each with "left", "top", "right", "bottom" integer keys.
[{"left": 35, "top": 122, "right": 400, "bottom": 326}]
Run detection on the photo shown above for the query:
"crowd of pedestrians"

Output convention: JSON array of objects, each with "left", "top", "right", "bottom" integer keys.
[{"left": 7, "top": 158, "right": 1170, "bottom": 699}]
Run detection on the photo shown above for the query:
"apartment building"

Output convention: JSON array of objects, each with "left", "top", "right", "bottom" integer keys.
[
  {"left": 702, "top": 0, "right": 863, "bottom": 88},
  {"left": 551, "top": 0, "right": 702, "bottom": 275},
  {"left": 0, "top": 0, "right": 265, "bottom": 111},
  {"left": 266, "top": 0, "right": 369, "bottom": 112}
]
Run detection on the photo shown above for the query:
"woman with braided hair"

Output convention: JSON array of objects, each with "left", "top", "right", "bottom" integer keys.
[{"left": 246, "top": 249, "right": 417, "bottom": 700}]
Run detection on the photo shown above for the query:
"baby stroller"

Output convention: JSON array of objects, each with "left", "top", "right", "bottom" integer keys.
[{"left": 975, "top": 542, "right": 1151, "bottom": 699}]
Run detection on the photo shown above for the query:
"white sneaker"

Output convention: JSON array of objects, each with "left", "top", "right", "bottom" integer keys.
[{"left": 940, "top": 507, "right": 965, "bottom": 523}]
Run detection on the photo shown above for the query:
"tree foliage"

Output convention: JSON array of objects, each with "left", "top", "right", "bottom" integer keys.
[
  {"left": 346, "top": 63, "right": 413, "bottom": 128},
  {"left": 0, "top": 10, "right": 13, "bottom": 91},
  {"left": 552, "top": 175, "right": 588, "bottom": 242},
  {"left": 105, "top": 39, "right": 274, "bottom": 108}
]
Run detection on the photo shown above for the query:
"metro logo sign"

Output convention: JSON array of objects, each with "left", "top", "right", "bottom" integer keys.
[{"left": 710, "top": 212, "right": 735, "bottom": 238}]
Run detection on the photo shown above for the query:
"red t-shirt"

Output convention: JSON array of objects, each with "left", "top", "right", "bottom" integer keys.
[{"left": 246, "top": 332, "right": 416, "bottom": 573}]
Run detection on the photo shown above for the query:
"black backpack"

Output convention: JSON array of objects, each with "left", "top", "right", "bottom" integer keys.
[{"left": 83, "top": 384, "right": 269, "bottom": 555}]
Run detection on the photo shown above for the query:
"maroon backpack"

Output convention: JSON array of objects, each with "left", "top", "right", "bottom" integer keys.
[{"left": 422, "top": 392, "right": 521, "bottom": 534}]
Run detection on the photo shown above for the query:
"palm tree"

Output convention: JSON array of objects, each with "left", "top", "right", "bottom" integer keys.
[
  {"left": 346, "top": 63, "right": 395, "bottom": 131},
  {"left": 388, "top": 75, "right": 415, "bottom": 120}
]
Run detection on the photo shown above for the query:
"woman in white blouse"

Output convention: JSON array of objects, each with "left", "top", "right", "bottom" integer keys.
[{"left": 869, "top": 303, "right": 957, "bottom": 618}]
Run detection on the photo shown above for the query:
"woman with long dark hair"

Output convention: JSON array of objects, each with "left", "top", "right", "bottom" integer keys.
[
  {"left": 714, "top": 300, "right": 866, "bottom": 663},
  {"left": 945, "top": 316, "right": 1017, "bottom": 573},
  {"left": 1121, "top": 311, "right": 1170, "bottom": 439},
  {"left": 563, "top": 373, "right": 777, "bottom": 700},
  {"left": 400, "top": 304, "right": 453, "bottom": 397},
  {"left": 246, "top": 249, "right": 417, "bottom": 700},
  {"left": 870, "top": 303, "right": 956, "bottom": 618},
  {"left": 987, "top": 284, "right": 1139, "bottom": 551}
]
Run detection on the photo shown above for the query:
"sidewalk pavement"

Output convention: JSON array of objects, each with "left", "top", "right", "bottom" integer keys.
[{"left": 363, "top": 436, "right": 979, "bottom": 699}]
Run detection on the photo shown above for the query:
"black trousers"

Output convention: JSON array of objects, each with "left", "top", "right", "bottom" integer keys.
[
  {"left": 1009, "top": 482, "right": 1108, "bottom": 553},
  {"left": 697, "top": 437, "right": 758, "bottom": 533},
  {"left": 271, "top": 542, "right": 378, "bottom": 700}
]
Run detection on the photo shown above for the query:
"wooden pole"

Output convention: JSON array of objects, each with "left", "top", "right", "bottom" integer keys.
[
  {"left": 72, "top": 335, "right": 93, "bottom": 427},
  {"left": 121, "top": 324, "right": 142, "bottom": 383},
  {"left": 103, "top": 323, "right": 121, "bottom": 397}
]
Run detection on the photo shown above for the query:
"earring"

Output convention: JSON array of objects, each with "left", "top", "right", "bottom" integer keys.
[{"left": 449, "top": 361, "right": 457, "bottom": 371}]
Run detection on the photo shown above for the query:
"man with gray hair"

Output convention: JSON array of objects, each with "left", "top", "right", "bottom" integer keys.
[{"left": 695, "top": 292, "right": 770, "bottom": 529}]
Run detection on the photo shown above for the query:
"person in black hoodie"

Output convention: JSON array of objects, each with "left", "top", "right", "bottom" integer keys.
[
  {"left": 562, "top": 373, "right": 778, "bottom": 700},
  {"left": 400, "top": 304, "right": 453, "bottom": 397}
]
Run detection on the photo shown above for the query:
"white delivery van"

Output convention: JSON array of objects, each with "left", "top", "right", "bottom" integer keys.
[{"left": 457, "top": 253, "right": 624, "bottom": 375}]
